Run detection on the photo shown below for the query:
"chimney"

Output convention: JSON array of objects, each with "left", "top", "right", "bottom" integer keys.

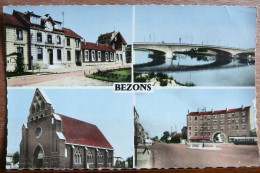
[
  {"left": 226, "top": 107, "right": 228, "bottom": 111},
  {"left": 188, "top": 109, "right": 189, "bottom": 114},
  {"left": 241, "top": 105, "right": 244, "bottom": 109},
  {"left": 84, "top": 39, "right": 86, "bottom": 45},
  {"left": 211, "top": 109, "right": 213, "bottom": 112}
]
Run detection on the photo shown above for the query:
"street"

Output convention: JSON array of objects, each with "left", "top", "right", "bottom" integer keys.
[{"left": 146, "top": 142, "right": 260, "bottom": 168}]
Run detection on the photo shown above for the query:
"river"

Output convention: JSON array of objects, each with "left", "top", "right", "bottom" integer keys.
[{"left": 134, "top": 50, "right": 255, "bottom": 86}]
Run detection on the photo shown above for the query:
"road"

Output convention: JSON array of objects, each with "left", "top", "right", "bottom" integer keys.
[{"left": 148, "top": 142, "right": 260, "bottom": 168}]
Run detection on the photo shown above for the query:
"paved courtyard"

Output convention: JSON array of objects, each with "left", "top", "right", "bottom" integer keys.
[
  {"left": 138, "top": 142, "right": 260, "bottom": 168},
  {"left": 7, "top": 63, "right": 130, "bottom": 86}
]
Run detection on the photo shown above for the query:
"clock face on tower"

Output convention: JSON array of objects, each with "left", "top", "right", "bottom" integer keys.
[{"left": 45, "top": 21, "right": 53, "bottom": 31}]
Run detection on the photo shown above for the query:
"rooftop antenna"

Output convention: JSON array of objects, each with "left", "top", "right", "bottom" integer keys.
[{"left": 62, "top": 11, "right": 64, "bottom": 28}]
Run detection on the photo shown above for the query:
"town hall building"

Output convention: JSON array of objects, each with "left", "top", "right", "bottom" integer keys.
[
  {"left": 4, "top": 10, "right": 129, "bottom": 71},
  {"left": 19, "top": 88, "right": 113, "bottom": 169}
]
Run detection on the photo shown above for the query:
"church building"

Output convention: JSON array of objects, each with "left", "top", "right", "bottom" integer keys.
[{"left": 19, "top": 88, "right": 113, "bottom": 169}]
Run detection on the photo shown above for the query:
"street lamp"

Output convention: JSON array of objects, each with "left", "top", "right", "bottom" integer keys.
[{"left": 197, "top": 107, "right": 206, "bottom": 147}]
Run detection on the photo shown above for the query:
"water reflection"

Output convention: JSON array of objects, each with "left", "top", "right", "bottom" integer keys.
[{"left": 134, "top": 50, "right": 255, "bottom": 86}]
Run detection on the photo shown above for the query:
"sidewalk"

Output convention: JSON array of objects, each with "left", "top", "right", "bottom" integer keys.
[{"left": 7, "top": 64, "right": 130, "bottom": 87}]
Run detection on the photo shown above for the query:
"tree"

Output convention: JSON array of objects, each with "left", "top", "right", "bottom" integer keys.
[
  {"left": 182, "top": 133, "right": 187, "bottom": 140},
  {"left": 170, "top": 136, "right": 181, "bottom": 143},
  {"left": 12, "top": 151, "right": 19, "bottom": 164},
  {"left": 152, "top": 136, "right": 159, "bottom": 142},
  {"left": 7, "top": 52, "right": 25, "bottom": 74},
  {"left": 126, "top": 156, "right": 133, "bottom": 168},
  {"left": 160, "top": 131, "right": 170, "bottom": 143}
]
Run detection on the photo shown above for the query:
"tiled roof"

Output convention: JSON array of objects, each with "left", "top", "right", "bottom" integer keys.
[
  {"left": 62, "top": 28, "right": 82, "bottom": 39},
  {"left": 188, "top": 106, "right": 250, "bottom": 116},
  {"left": 57, "top": 113, "right": 113, "bottom": 150},
  {"left": 81, "top": 42, "right": 115, "bottom": 52},
  {"left": 116, "top": 32, "right": 127, "bottom": 45},
  {"left": 98, "top": 31, "right": 127, "bottom": 45},
  {"left": 4, "top": 13, "right": 25, "bottom": 28}
]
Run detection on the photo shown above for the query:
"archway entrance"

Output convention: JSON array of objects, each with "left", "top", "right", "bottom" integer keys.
[
  {"left": 33, "top": 145, "right": 44, "bottom": 168},
  {"left": 213, "top": 132, "right": 227, "bottom": 143}
]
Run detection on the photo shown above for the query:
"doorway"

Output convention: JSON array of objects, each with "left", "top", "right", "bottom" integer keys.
[{"left": 48, "top": 49, "right": 53, "bottom": 65}]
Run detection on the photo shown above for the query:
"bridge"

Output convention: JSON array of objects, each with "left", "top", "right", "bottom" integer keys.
[{"left": 134, "top": 42, "right": 255, "bottom": 58}]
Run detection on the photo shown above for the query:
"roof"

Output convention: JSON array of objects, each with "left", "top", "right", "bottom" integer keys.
[
  {"left": 81, "top": 42, "right": 115, "bottom": 52},
  {"left": 188, "top": 106, "right": 250, "bottom": 116},
  {"left": 176, "top": 133, "right": 182, "bottom": 137},
  {"left": 4, "top": 13, "right": 25, "bottom": 28},
  {"left": 62, "top": 28, "right": 82, "bottom": 39},
  {"left": 38, "top": 88, "right": 52, "bottom": 104},
  {"left": 57, "top": 113, "right": 113, "bottom": 150},
  {"left": 98, "top": 31, "right": 127, "bottom": 45},
  {"left": 56, "top": 132, "right": 66, "bottom": 140},
  {"left": 189, "top": 136, "right": 210, "bottom": 140}
]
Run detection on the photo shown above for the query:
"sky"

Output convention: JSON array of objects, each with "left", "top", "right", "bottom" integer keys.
[
  {"left": 135, "top": 6, "right": 257, "bottom": 49},
  {"left": 135, "top": 88, "right": 256, "bottom": 139},
  {"left": 7, "top": 88, "right": 133, "bottom": 160},
  {"left": 4, "top": 6, "right": 133, "bottom": 43}
]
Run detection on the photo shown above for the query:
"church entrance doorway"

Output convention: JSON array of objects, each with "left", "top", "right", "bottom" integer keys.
[{"left": 33, "top": 145, "right": 44, "bottom": 168}]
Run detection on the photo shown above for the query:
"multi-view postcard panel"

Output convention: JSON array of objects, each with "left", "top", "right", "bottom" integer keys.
[
  {"left": 7, "top": 88, "right": 133, "bottom": 169},
  {"left": 4, "top": 5, "right": 259, "bottom": 170},
  {"left": 4, "top": 6, "right": 132, "bottom": 87},
  {"left": 134, "top": 6, "right": 256, "bottom": 87},
  {"left": 134, "top": 89, "right": 258, "bottom": 168}
]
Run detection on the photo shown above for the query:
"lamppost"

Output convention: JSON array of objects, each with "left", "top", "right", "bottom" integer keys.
[{"left": 197, "top": 107, "right": 206, "bottom": 147}]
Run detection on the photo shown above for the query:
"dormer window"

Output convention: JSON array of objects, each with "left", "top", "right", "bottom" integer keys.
[{"left": 30, "top": 15, "right": 41, "bottom": 25}]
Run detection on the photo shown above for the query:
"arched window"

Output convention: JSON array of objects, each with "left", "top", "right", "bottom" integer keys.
[
  {"left": 36, "top": 103, "right": 40, "bottom": 112},
  {"left": 98, "top": 152, "right": 103, "bottom": 163},
  {"left": 65, "top": 148, "right": 67, "bottom": 157},
  {"left": 31, "top": 105, "right": 35, "bottom": 114},
  {"left": 74, "top": 149, "right": 82, "bottom": 164},
  {"left": 107, "top": 152, "right": 112, "bottom": 163},
  {"left": 87, "top": 151, "right": 93, "bottom": 163},
  {"left": 41, "top": 102, "right": 45, "bottom": 110}
]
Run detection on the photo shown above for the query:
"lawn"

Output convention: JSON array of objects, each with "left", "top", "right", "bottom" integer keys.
[
  {"left": 6, "top": 72, "right": 36, "bottom": 78},
  {"left": 86, "top": 69, "right": 131, "bottom": 82}
]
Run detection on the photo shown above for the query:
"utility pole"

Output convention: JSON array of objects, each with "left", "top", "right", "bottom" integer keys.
[{"left": 62, "top": 11, "right": 64, "bottom": 28}]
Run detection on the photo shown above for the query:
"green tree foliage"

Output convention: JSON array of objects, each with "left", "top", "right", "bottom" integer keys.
[
  {"left": 182, "top": 133, "right": 187, "bottom": 140},
  {"left": 160, "top": 131, "right": 170, "bottom": 143},
  {"left": 12, "top": 151, "right": 20, "bottom": 164},
  {"left": 7, "top": 52, "right": 25, "bottom": 74},
  {"left": 126, "top": 156, "right": 133, "bottom": 168},
  {"left": 152, "top": 136, "right": 159, "bottom": 141},
  {"left": 170, "top": 136, "right": 181, "bottom": 143}
]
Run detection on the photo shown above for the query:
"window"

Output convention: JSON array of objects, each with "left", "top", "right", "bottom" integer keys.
[
  {"left": 228, "top": 126, "right": 231, "bottom": 130},
  {"left": 220, "top": 126, "right": 224, "bottom": 130},
  {"left": 213, "top": 126, "right": 217, "bottom": 130},
  {"left": 228, "top": 120, "right": 231, "bottom": 124},
  {"left": 74, "top": 149, "right": 82, "bottom": 164},
  {"left": 110, "top": 52, "right": 113, "bottom": 61},
  {"left": 84, "top": 50, "right": 89, "bottom": 61},
  {"left": 116, "top": 54, "right": 119, "bottom": 61},
  {"left": 98, "top": 152, "right": 103, "bottom": 163},
  {"left": 91, "top": 50, "right": 96, "bottom": 61},
  {"left": 37, "top": 32, "right": 42, "bottom": 42},
  {"left": 98, "top": 51, "right": 101, "bottom": 61},
  {"left": 188, "top": 116, "right": 191, "bottom": 121},
  {"left": 189, "top": 132, "right": 191, "bottom": 136},
  {"left": 235, "top": 119, "right": 239, "bottom": 124},
  {"left": 47, "top": 35, "right": 52, "bottom": 44},
  {"left": 41, "top": 102, "right": 45, "bottom": 110},
  {"left": 76, "top": 39, "right": 80, "bottom": 48},
  {"left": 200, "top": 126, "right": 203, "bottom": 130},
  {"left": 228, "top": 114, "right": 232, "bottom": 118},
  {"left": 242, "top": 131, "right": 246, "bottom": 136},
  {"left": 207, "top": 116, "right": 211, "bottom": 120},
  {"left": 194, "top": 117, "right": 197, "bottom": 121},
  {"left": 37, "top": 48, "right": 43, "bottom": 60},
  {"left": 17, "top": 47, "right": 24, "bottom": 57},
  {"left": 194, "top": 127, "right": 197, "bottom": 131},
  {"left": 189, "top": 127, "right": 191, "bottom": 130},
  {"left": 16, "top": 28, "right": 23, "bottom": 40},
  {"left": 221, "top": 114, "right": 225, "bottom": 119},
  {"left": 120, "top": 54, "right": 122, "bottom": 60},
  {"left": 105, "top": 52, "right": 109, "bottom": 61},
  {"left": 107, "top": 152, "right": 112, "bottom": 163},
  {"left": 207, "top": 132, "right": 210, "bottom": 136},
  {"left": 57, "top": 49, "right": 61, "bottom": 60},
  {"left": 200, "top": 132, "right": 203, "bottom": 136},
  {"left": 67, "top": 51, "right": 71, "bottom": 61},
  {"left": 235, "top": 125, "right": 239, "bottom": 130},
  {"left": 87, "top": 151, "right": 94, "bottom": 163},
  {"left": 188, "top": 122, "right": 191, "bottom": 126},
  {"left": 57, "top": 36, "right": 61, "bottom": 44},
  {"left": 200, "top": 116, "right": 203, "bottom": 120},
  {"left": 242, "top": 112, "right": 246, "bottom": 116},
  {"left": 67, "top": 37, "right": 70, "bottom": 46},
  {"left": 195, "top": 132, "right": 197, "bottom": 136},
  {"left": 242, "top": 118, "right": 246, "bottom": 123},
  {"left": 221, "top": 120, "right": 224, "bottom": 124},
  {"left": 35, "top": 127, "right": 42, "bottom": 138},
  {"left": 65, "top": 148, "right": 67, "bottom": 157},
  {"left": 242, "top": 124, "right": 246, "bottom": 129},
  {"left": 194, "top": 122, "right": 197, "bottom": 126},
  {"left": 213, "top": 120, "right": 218, "bottom": 125}
]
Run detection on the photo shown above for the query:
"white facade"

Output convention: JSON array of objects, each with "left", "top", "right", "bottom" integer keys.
[{"left": 30, "top": 21, "right": 66, "bottom": 69}]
